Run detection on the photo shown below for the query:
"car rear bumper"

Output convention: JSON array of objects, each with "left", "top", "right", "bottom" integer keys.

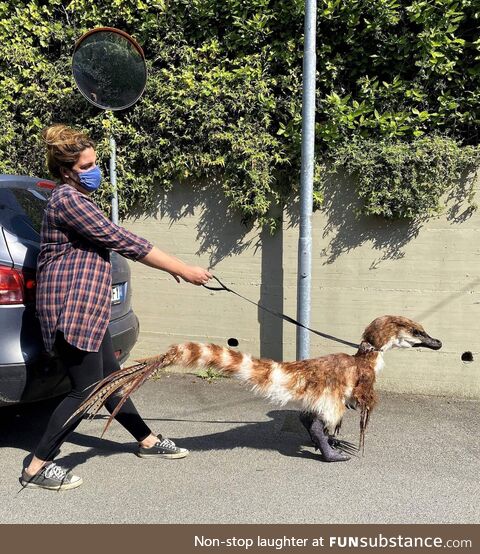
[
  {"left": 0, "top": 355, "right": 70, "bottom": 407},
  {"left": 0, "top": 310, "right": 140, "bottom": 407}
]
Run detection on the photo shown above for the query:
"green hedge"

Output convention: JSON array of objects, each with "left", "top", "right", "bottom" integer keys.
[{"left": 0, "top": 0, "right": 479, "bottom": 225}]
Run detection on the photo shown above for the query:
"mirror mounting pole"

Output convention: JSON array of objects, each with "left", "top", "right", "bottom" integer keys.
[{"left": 109, "top": 133, "right": 119, "bottom": 225}]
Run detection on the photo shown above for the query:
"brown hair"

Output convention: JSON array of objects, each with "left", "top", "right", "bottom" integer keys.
[{"left": 42, "top": 124, "right": 95, "bottom": 179}]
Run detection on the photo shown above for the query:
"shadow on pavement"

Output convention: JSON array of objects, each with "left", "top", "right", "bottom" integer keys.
[
  {"left": 2, "top": 398, "right": 361, "bottom": 470},
  {"left": 0, "top": 398, "right": 136, "bottom": 470},
  {"left": 150, "top": 410, "right": 359, "bottom": 462}
]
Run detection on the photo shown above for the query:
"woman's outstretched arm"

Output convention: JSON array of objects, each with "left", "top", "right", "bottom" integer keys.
[{"left": 139, "top": 246, "right": 212, "bottom": 285}]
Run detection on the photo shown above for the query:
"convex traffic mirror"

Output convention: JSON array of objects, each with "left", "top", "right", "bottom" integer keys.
[{"left": 72, "top": 27, "right": 147, "bottom": 111}]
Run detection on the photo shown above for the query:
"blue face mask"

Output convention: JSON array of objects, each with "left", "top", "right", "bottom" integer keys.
[{"left": 76, "top": 165, "right": 102, "bottom": 192}]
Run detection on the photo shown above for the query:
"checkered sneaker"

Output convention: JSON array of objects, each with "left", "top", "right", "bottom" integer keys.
[
  {"left": 20, "top": 462, "right": 83, "bottom": 491},
  {"left": 137, "top": 435, "right": 189, "bottom": 459}
]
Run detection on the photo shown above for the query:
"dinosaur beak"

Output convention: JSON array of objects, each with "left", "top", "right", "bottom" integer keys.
[{"left": 412, "top": 333, "right": 442, "bottom": 350}]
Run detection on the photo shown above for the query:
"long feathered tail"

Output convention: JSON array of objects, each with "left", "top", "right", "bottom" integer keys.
[
  {"left": 68, "top": 342, "right": 283, "bottom": 435},
  {"left": 66, "top": 354, "right": 168, "bottom": 435}
]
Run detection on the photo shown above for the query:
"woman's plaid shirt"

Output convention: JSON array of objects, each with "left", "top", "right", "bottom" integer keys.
[{"left": 36, "top": 184, "right": 152, "bottom": 352}]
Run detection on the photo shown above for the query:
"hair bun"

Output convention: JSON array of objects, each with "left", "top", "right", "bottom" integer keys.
[{"left": 41, "top": 124, "right": 95, "bottom": 179}]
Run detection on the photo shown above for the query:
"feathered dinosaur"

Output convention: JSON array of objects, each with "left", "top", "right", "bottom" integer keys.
[{"left": 71, "top": 315, "right": 441, "bottom": 462}]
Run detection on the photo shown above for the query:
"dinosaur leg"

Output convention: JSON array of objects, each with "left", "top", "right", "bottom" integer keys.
[
  {"left": 299, "top": 412, "right": 344, "bottom": 449},
  {"left": 299, "top": 411, "right": 315, "bottom": 442},
  {"left": 309, "top": 417, "right": 351, "bottom": 462}
]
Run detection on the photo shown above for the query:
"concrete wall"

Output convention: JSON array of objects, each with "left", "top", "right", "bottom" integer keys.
[{"left": 122, "top": 176, "right": 480, "bottom": 399}]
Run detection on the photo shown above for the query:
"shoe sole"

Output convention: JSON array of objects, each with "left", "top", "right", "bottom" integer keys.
[
  {"left": 20, "top": 477, "right": 83, "bottom": 490},
  {"left": 136, "top": 451, "right": 189, "bottom": 459}
]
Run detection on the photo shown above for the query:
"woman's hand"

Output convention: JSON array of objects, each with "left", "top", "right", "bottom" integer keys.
[
  {"left": 140, "top": 246, "right": 212, "bottom": 285},
  {"left": 178, "top": 266, "right": 213, "bottom": 286}
]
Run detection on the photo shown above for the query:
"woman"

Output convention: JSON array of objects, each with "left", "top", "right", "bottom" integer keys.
[{"left": 21, "top": 124, "right": 212, "bottom": 490}]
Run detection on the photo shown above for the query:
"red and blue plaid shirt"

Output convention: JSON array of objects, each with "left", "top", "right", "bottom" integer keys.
[{"left": 36, "top": 184, "right": 152, "bottom": 352}]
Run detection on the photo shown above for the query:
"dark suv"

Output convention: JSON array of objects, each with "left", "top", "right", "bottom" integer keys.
[{"left": 0, "top": 174, "right": 140, "bottom": 406}]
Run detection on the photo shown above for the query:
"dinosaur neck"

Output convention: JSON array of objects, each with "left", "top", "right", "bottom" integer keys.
[
  {"left": 355, "top": 345, "right": 385, "bottom": 374},
  {"left": 373, "top": 351, "right": 384, "bottom": 374}
]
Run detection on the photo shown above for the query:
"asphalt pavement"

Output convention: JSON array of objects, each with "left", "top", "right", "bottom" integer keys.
[{"left": 0, "top": 373, "right": 478, "bottom": 524}]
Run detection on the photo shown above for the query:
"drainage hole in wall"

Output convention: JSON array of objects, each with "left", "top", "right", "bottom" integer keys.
[
  {"left": 461, "top": 351, "right": 474, "bottom": 362},
  {"left": 227, "top": 338, "right": 239, "bottom": 347}
]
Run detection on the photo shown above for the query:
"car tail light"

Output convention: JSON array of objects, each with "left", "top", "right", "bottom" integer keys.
[
  {"left": 36, "top": 180, "right": 56, "bottom": 190},
  {"left": 0, "top": 266, "right": 36, "bottom": 305},
  {"left": 23, "top": 272, "right": 37, "bottom": 303}
]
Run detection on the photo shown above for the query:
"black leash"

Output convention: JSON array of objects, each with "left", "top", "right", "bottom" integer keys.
[{"left": 203, "top": 276, "right": 359, "bottom": 350}]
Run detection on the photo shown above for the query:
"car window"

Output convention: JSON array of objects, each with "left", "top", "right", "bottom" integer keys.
[{"left": 0, "top": 187, "right": 49, "bottom": 241}]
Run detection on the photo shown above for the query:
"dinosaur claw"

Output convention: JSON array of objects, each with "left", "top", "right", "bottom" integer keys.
[{"left": 328, "top": 437, "right": 359, "bottom": 455}]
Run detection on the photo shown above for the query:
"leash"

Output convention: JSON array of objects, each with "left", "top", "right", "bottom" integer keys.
[{"left": 203, "top": 276, "right": 359, "bottom": 350}]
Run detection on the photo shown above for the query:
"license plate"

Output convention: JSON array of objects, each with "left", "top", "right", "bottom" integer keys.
[{"left": 111, "top": 284, "right": 123, "bottom": 305}]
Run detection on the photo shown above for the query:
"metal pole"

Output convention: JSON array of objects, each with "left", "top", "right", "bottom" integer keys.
[
  {"left": 296, "top": 0, "right": 317, "bottom": 360},
  {"left": 110, "top": 135, "right": 119, "bottom": 225}
]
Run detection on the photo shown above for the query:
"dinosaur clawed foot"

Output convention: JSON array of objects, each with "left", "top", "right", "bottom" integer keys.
[{"left": 300, "top": 411, "right": 353, "bottom": 463}]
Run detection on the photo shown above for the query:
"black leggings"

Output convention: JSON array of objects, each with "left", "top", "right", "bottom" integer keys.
[{"left": 34, "top": 330, "right": 152, "bottom": 461}]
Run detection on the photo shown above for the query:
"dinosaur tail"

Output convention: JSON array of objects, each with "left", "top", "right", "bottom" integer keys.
[
  {"left": 70, "top": 342, "right": 291, "bottom": 435},
  {"left": 66, "top": 354, "right": 167, "bottom": 435}
]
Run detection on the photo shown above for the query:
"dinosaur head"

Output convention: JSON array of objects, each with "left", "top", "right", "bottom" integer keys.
[{"left": 362, "top": 315, "right": 442, "bottom": 352}]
